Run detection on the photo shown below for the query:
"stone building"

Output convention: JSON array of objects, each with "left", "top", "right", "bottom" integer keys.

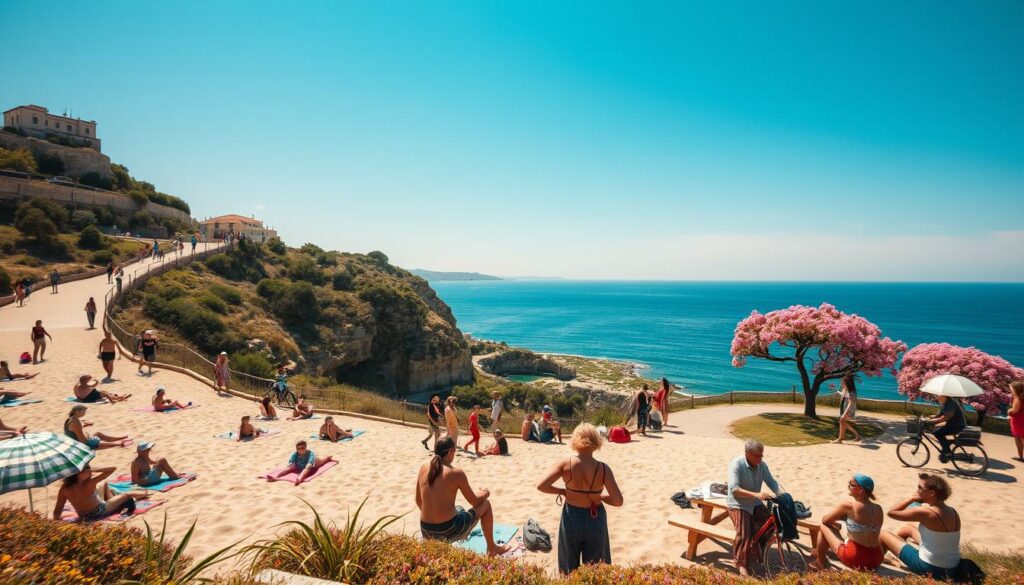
[
  {"left": 3, "top": 104, "right": 101, "bottom": 152},
  {"left": 198, "top": 214, "right": 278, "bottom": 243}
]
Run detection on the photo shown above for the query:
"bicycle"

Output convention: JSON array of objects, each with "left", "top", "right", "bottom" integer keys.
[
  {"left": 756, "top": 497, "right": 808, "bottom": 577},
  {"left": 265, "top": 378, "right": 297, "bottom": 407},
  {"left": 896, "top": 416, "right": 988, "bottom": 476}
]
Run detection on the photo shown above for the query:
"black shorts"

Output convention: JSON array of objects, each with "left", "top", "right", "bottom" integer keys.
[
  {"left": 79, "top": 389, "right": 103, "bottom": 403},
  {"left": 142, "top": 351, "right": 156, "bottom": 362},
  {"left": 100, "top": 352, "right": 116, "bottom": 362}
]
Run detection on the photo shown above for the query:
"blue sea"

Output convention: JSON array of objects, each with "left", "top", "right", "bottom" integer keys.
[{"left": 431, "top": 281, "right": 1024, "bottom": 401}]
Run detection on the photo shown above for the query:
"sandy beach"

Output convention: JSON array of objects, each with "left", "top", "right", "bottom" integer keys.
[{"left": 2, "top": 258, "right": 1022, "bottom": 578}]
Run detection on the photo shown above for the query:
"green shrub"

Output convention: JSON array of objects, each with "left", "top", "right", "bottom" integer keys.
[
  {"left": 256, "top": 277, "right": 288, "bottom": 300},
  {"left": 204, "top": 253, "right": 234, "bottom": 278},
  {"left": 0, "top": 239, "right": 14, "bottom": 254},
  {"left": 266, "top": 237, "right": 286, "bottom": 254},
  {"left": 287, "top": 254, "right": 326, "bottom": 285},
  {"left": 70, "top": 209, "right": 98, "bottom": 230},
  {"left": 16, "top": 256, "right": 43, "bottom": 267},
  {"left": 78, "top": 172, "right": 113, "bottom": 190},
  {"left": 0, "top": 146, "right": 37, "bottom": 172},
  {"left": 230, "top": 352, "right": 275, "bottom": 377},
  {"left": 367, "top": 250, "right": 389, "bottom": 265},
  {"left": 16, "top": 197, "right": 69, "bottom": 231},
  {"left": 274, "top": 281, "right": 320, "bottom": 325},
  {"left": 129, "top": 190, "right": 149, "bottom": 208},
  {"left": 143, "top": 296, "right": 226, "bottom": 354},
  {"left": 299, "top": 242, "right": 324, "bottom": 256},
  {"left": 15, "top": 206, "right": 58, "bottom": 242},
  {"left": 92, "top": 249, "right": 114, "bottom": 265},
  {"left": 209, "top": 283, "right": 242, "bottom": 305},
  {"left": 197, "top": 293, "right": 229, "bottom": 314},
  {"left": 77, "top": 225, "right": 105, "bottom": 250},
  {"left": 0, "top": 266, "right": 11, "bottom": 295},
  {"left": 332, "top": 269, "right": 354, "bottom": 291},
  {"left": 34, "top": 151, "right": 65, "bottom": 175}
]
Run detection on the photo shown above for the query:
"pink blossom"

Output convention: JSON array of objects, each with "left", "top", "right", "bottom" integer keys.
[{"left": 897, "top": 343, "right": 1024, "bottom": 412}]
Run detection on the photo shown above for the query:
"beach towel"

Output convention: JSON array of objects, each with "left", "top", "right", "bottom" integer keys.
[
  {"left": 110, "top": 472, "right": 197, "bottom": 492},
  {"left": 62, "top": 499, "right": 164, "bottom": 523},
  {"left": 289, "top": 414, "right": 321, "bottom": 420},
  {"left": 454, "top": 524, "right": 519, "bottom": 555},
  {"left": 65, "top": 397, "right": 109, "bottom": 404},
  {"left": 259, "top": 459, "right": 337, "bottom": 484},
  {"left": 255, "top": 415, "right": 279, "bottom": 421},
  {"left": 216, "top": 429, "right": 281, "bottom": 441},
  {"left": 309, "top": 430, "right": 365, "bottom": 442},
  {"left": 0, "top": 399, "right": 42, "bottom": 408},
  {"left": 133, "top": 405, "right": 199, "bottom": 413}
]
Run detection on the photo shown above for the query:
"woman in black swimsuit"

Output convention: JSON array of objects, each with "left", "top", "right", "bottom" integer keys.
[{"left": 536, "top": 422, "right": 623, "bottom": 574}]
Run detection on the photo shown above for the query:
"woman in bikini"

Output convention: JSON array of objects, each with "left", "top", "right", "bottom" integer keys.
[
  {"left": 811, "top": 474, "right": 885, "bottom": 571},
  {"left": 64, "top": 405, "right": 131, "bottom": 450},
  {"left": 833, "top": 374, "right": 862, "bottom": 444},
  {"left": 152, "top": 387, "right": 188, "bottom": 411},
  {"left": 74, "top": 374, "right": 130, "bottom": 403},
  {"left": 536, "top": 422, "right": 623, "bottom": 574},
  {"left": 52, "top": 466, "right": 149, "bottom": 522},
  {"left": 0, "top": 360, "right": 38, "bottom": 381},
  {"left": 259, "top": 396, "right": 278, "bottom": 419},
  {"left": 319, "top": 416, "right": 353, "bottom": 442}
]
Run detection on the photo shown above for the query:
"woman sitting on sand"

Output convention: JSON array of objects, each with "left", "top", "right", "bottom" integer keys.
[
  {"left": 0, "top": 360, "right": 38, "bottom": 381},
  {"left": 522, "top": 413, "right": 540, "bottom": 442},
  {"left": 879, "top": 473, "right": 962, "bottom": 580},
  {"left": 267, "top": 440, "right": 334, "bottom": 486},
  {"left": 811, "top": 474, "right": 884, "bottom": 572},
  {"left": 259, "top": 396, "right": 278, "bottom": 419},
  {"left": 536, "top": 423, "right": 623, "bottom": 574},
  {"left": 53, "top": 465, "right": 150, "bottom": 521},
  {"left": 64, "top": 405, "right": 131, "bottom": 450},
  {"left": 237, "top": 415, "right": 262, "bottom": 441},
  {"left": 74, "top": 374, "right": 130, "bottom": 403},
  {"left": 0, "top": 419, "right": 28, "bottom": 440},
  {"left": 483, "top": 429, "right": 509, "bottom": 456},
  {"left": 288, "top": 396, "right": 314, "bottom": 420},
  {"left": 0, "top": 389, "right": 31, "bottom": 403},
  {"left": 319, "top": 416, "right": 353, "bottom": 442},
  {"left": 152, "top": 387, "right": 189, "bottom": 411}
]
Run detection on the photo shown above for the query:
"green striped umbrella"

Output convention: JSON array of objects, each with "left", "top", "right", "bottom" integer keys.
[{"left": 0, "top": 432, "right": 95, "bottom": 511}]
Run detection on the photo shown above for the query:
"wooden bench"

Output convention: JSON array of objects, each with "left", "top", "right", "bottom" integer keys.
[{"left": 669, "top": 497, "right": 821, "bottom": 560}]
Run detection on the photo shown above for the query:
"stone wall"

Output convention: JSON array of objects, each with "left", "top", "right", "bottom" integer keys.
[
  {"left": 0, "top": 132, "right": 112, "bottom": 179},
  {"left": 0, "top": 175, "right": 192, "bottom": 224}
]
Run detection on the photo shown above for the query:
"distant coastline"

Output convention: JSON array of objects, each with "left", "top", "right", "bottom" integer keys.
[{"left": 411, "top": 268, "right": 502, "bottom": 282}]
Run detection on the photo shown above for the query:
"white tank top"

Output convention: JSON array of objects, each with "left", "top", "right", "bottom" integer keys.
[{"left": 918, "top": 522, "right": 960, "bottom": 568}]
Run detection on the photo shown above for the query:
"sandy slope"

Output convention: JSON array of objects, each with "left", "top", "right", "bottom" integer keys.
[{"left": 2, "top": 255, "right": 1022, "bottom": 578}]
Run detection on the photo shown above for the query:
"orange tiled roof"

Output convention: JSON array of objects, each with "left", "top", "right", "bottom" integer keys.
[{"left": 201, "top": 214, "right": 265, "bottom": 226}]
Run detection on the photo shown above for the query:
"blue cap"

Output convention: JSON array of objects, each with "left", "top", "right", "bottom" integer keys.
[{"left": 853, "top": 473, "right": 874, "bottom": 492}]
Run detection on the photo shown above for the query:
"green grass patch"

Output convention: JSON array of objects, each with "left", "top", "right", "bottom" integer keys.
[{"left": 729, "top": 412, "right": 883, "bottom": 447}]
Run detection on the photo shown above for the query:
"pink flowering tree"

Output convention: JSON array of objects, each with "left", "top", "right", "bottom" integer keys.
[
  {"left": 897, "top": 343, "right": 1024, "bottom": 413},
  {"left": 731, "top": 303, "right": 907, "bottom": 417}
]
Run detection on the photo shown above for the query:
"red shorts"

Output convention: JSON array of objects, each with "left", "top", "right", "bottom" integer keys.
[{"left": 837, "top": 540, "right": 884, "bottom": 571}]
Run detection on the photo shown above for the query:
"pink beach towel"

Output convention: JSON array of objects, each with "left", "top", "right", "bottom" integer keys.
[
  {"left": 62, "top": 499, "right": 164, "bottom": 523},
  {"left": 258, "top": 459, "right": 337, "bottom": 484}
]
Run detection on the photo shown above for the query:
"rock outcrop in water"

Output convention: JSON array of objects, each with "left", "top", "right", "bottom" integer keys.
[{"left": 477, "top": 348, "right": 576, "bottom": 380}]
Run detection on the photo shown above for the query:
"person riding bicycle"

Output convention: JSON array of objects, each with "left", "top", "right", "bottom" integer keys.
[
  {"left": 926, "top": 396, "right": 966, "bottom": 463},
  {"left": 727, "top": 439, "right": 784, "bottom": 576},
  {"left": 273, "top": 367, "right": 289, "bottom": 395}
]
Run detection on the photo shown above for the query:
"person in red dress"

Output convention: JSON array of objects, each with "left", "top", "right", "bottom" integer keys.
[{"left": 464, "top": 404, "right": 483, "bottom": 455}]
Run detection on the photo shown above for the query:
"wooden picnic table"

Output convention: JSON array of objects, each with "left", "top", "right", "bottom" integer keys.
[{"left": 672, "top": 497, "right": 820, "bottom": 560}]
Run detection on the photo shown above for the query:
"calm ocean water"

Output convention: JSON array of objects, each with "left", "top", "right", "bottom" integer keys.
[{"left": 432, "top": 281, "right": 1024, "bottom": 401}]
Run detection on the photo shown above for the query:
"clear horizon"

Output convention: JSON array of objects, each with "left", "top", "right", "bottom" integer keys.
[{"left": 2, "top": 1, "right": 1022, "bottom": 281}]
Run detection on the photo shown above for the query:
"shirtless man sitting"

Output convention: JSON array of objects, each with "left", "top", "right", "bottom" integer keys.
[
  {"left": 152, "top": 387, "right": 189, "bottom": 411},
  {"left": 288, "top": 396, "right": 314, "bottom": 420},
  {"left": 74, "top": 374, "right": 130, "bottom": 403},
  {"left": 319, "top": 416, "right": 353, "bottom": 441},
  {"left": 131, "top": 441, "right": 181, "bottom": 486},
  {"left": 237, "top": 415, "right": 262, "bottom": 441},
  {"left": 53, "top": 465, "right": 149, "bottom": 521},
  {"left": 0, "top": 360, "right": 38, "bottom": 381},
  {"left": 415, "top": 437, "right": 512, "bottom": 556}
]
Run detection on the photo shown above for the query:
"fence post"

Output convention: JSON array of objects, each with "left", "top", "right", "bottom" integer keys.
[
  {"left": 402, "top": 400, "right": 407, "bottom": 424},
  {"left": 792, "top": 384, "right": 796, "bottom": 403},
  {"left": 690, "top": 394, "right": 694, "bottom": 410}
]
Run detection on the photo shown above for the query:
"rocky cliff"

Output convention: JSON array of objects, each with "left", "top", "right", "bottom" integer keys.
[
  {"left": 0, "top": 132, "right": 112, "bottom": 180},
  {"left": 478, "top": 348, "right": 576, "bottom": 380}
]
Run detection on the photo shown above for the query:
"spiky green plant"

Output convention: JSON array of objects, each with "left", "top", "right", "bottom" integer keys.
[
  {"left": 243, "top": 498, "right": 402, "bottom": 582},
  {"left": 121, "top": 512, "right": 242, "bottom": 584}
]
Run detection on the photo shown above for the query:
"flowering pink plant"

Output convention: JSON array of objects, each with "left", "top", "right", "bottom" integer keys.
[
  {"left": 731, "top": 303, "right": 906, "bottom": 416},
  {"left": 897, "top": 343, "right": 1024, "bottom": 412}
]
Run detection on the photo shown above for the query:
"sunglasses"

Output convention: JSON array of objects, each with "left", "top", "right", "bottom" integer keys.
[{"left": 848, "top": 481, "right": 860, "bottom": 488}]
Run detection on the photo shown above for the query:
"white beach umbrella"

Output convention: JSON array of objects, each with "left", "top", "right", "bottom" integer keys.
[{"left": 919, "top": 374, "right": 984, "bottom": 398}]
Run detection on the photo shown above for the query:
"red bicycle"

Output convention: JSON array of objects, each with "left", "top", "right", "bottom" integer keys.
[{"left": 756, "top": 497, "right": 807, "bottom": 577}]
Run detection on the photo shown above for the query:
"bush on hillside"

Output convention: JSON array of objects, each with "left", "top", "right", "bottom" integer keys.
[
  {"left": 197, "top": 292, "right": 229, "bottom": 314},
  {"left": 129, "top": 191, "right": 149, "bottom": 208},
  {"left": 275, "top": 281, "right": 321, "bottom": 325},
  {"left": 266, "top": 237, "right": 287, "bottom": 254},
  {"left": 70, "top": 209, "right": 98, "bottom": 230},
  {"left": 230, "top": 351, "right": 275, "bottom": 377},
  {"left": 15, "top": 207, "right": 58, "bottom": 242},
  {"left": 17, "top": 197, "right": 69, "bottom": 231},
  {"left": 143, "top": 295, "right": 242, "bottom": 354},
  {"left": 0, "top": 146, "right": 37, "bottom": 172},
  {"left": 367, "top": 250, "right": 389, "bottom": 265},
  {"left": 0, "top": 266, "right": 11, "bottom": 295},
  {"left": 78, "top": 171, "right": 113, "bottom": 190},
  {"left": 92, "top": 249, "right": 114, "bottom": 265},
  {"left": 256, "top": 277, "right": 289, "bottom": 300},
  {"left": 77, "top": 225, "right": 105, "bottom": 250},
  {"left": 332, "top": 269, "right": 354, "bottom": 291},
  {"left": 110, "top": 163, "right": 133, "bottom": 191},
  {"left": 288, "top": 254, "right": 326, "bottom": 285},
  {"left": 209, "top": 282, "right": 243, "bottom": 305},
  {"left": 299, "top": 242, "right": 324, "bottom": 256},
  {"left": 34, "top": 151, "right": 65, "bottom": 175}
]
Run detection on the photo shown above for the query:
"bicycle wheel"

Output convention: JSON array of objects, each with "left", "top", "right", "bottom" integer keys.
[
  {"left": 279, "top": 390, "right": 297, "bottom": 407},
  {"left": 951, "top": 443, "right": 988, "bottom": 476},
  {"left": 896, "top": 438, "right": 930, "bottom": 468},
  {"left": 762, "top": 536, "right": 807, "bottom": 577}
]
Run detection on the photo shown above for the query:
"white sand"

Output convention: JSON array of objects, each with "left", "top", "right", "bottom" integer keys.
[{"left": 2, "top": 254, "right": 1022, "bottom": 578}]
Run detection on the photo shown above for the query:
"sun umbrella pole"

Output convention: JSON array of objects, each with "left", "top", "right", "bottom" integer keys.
[{"left": 28, "top": 488, "right": 34, "bottom": 513}]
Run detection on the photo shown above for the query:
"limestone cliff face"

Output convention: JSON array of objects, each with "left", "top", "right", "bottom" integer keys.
[{"left": 0, "top": 132, "right": 112, "bottom": 179}]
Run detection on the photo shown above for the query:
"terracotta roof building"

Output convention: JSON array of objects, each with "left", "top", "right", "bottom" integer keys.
[{"left": 198, "top": 214, "right": 278, "bottom": 243}]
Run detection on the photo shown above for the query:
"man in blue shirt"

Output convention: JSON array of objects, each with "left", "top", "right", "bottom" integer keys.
[
  {"left": 927, "top": 396, "right": 966, "bottom": 462},
  {"left": 727, "top": 439, "right": 783, "bottom": 576}
]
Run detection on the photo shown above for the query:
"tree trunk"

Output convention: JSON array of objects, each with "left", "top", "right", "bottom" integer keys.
[{"left": 796, "top": 358, "right": 816, "bottom": 417}]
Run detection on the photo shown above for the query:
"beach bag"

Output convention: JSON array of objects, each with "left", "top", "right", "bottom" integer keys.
[
  {"left": 608, "top": 426, "right": 631, "bottom": 443},
  {"left": 670, "top": 491, "right": 692, "bottom": 509},
  {"left": 951, "top": 558, "right": 985, "bottom": 585},
  {"left": 19, "top": 352, "right": 31, "bottom": 364},
  {"left": 771, "top": 493, "right": 799, "bottom": 541},
  {"left": 523, "top": 518, "right": 551, "bottom": 553}
]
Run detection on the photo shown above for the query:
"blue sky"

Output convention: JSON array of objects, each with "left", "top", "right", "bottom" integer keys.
[{"left": 2, "top": 1, "right": 1022, "bottom": 280}]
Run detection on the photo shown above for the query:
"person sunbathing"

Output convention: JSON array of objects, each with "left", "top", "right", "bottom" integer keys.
[
  {"left": 131, "top": 442, "right": 181, "bottom": 486},
  {"left": 482, "top": 429, "right": 509, "bottom": 456},
  {"left": 810, "top": 474, "right": 885, "bottom": 572},
  {"left": 64, "top": 405, "right": 130, "bottom": 450},
  {"left": 415, "top": 437, "right": 512, "bottom": 556},
  {"left": 0, "top": 418, "right": 28, "bottom": 440},
  {"left": 74, "top": 374, "right": 130, "bottom": 403},
  {"left": 152, "top": 387, "right": 189, "bottom": 411},
  {"left": 288, "top": 396, "right": 314, "bottom": 420},
  {"left": 238, "top": 415, "right": 262, "bottom": 441},
  {"left": 267, "top": 440, "right": 333, "bottom": 485},
  {"left": 53, "top": 465, "right": 149, "bottom": 521},
  {"left": 319, "top": 416, "right": 353, "bottom": 441},
  {"left": 0, "top": 389, "right": 31, "bottom": 403},
  {"left": 259, "top": 396, "right": 278, "bottom": 419},
  {"left": 0, "top": 361, "right": 38, "bottom": 381},
  {"left": 522, "top": 413, "right": 540, "bottom": 442}
]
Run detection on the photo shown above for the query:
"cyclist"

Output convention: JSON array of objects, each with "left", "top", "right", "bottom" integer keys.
[
  {"left": 272, "top": 367, "right": 289, "bottom": 396},
  {"left": 926, "top": 396, "right": 965, "bottom": 463},
  {"left": 727, "top": 439, "right": 784, "bottom": 576}
]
